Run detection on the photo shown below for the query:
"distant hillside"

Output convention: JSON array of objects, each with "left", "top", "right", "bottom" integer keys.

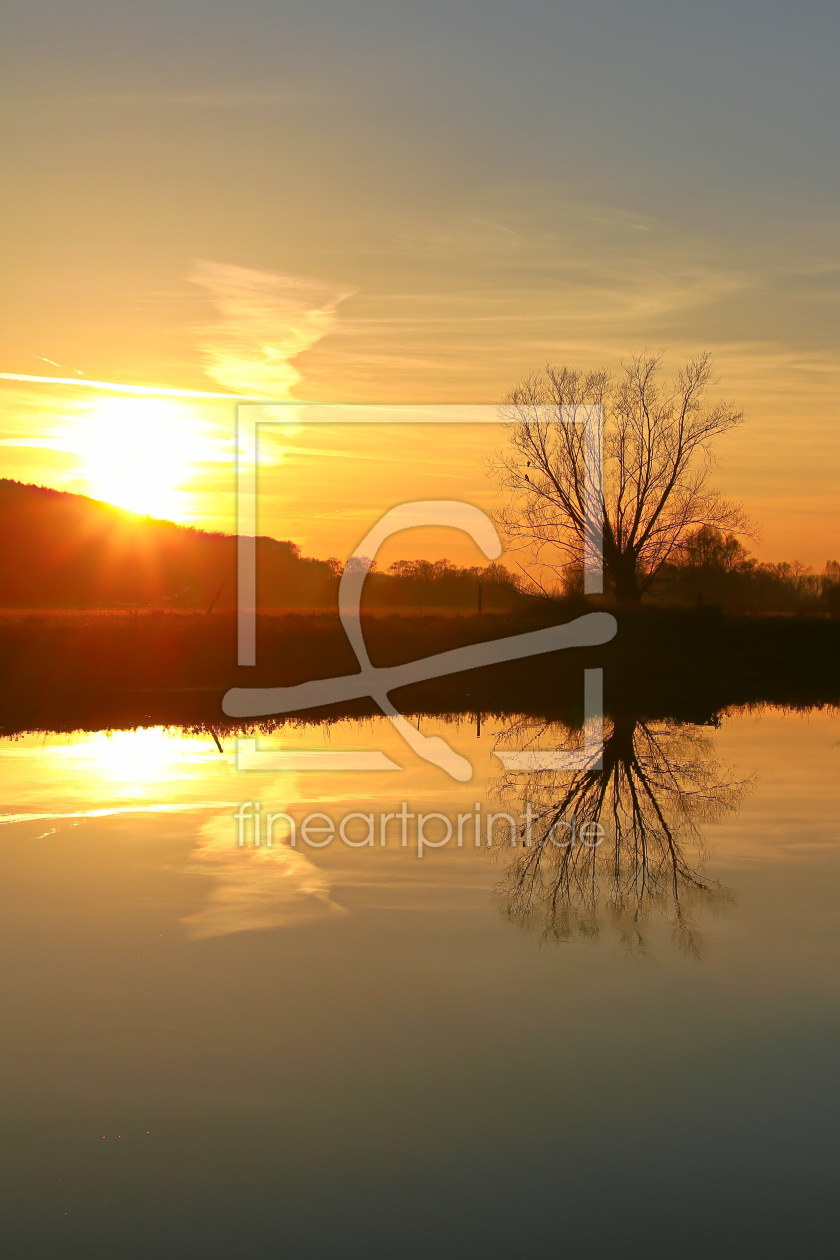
[
  {"left": 0, "top": 480, "right": 338, "bottom": 609},
  {"left": 0, "top": 480, "right": 525, "bottom": 613}
]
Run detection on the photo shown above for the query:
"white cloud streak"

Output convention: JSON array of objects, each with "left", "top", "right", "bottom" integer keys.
[{"left": 190, "top": 260, "right": 356, "bottom": 397}]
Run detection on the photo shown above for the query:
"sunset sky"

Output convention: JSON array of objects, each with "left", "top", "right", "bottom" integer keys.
[{"left": 1, "top": 0, "right": 838, "bottom": 566}]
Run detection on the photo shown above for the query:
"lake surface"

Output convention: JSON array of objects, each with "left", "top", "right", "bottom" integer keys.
[{"left": 1, "top": 706, "right": 838, "bottom": 1256}]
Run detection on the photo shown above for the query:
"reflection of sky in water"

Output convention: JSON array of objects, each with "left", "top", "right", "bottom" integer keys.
[
  {"left": 0, "top": 707, "right": 838, "bottom": 1252},
  {"left": 0, "top": 709, "right": 838, "bottom": 944},
  {"left": 181, "top": 814, "right": 347, "bottom": 941},
  {"left": 0, "top": 717, "right": 509, "bottom": 941}
]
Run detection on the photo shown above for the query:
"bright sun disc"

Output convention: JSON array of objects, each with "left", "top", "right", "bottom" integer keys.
[{"left": 71, "top": 396, "right": 213, "bottom": 519}]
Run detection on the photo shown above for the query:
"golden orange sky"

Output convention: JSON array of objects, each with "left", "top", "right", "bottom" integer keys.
[
  {"left": 1, "top": 292, "right": 836, "bottom": 570},
  {"left": 1, "top": 3, "right": 838, "bottom": 568}
]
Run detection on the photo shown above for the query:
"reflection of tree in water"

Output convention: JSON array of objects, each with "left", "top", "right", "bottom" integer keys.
[{"left": 495, "top": 715, "right": 749, "bottom": 957}]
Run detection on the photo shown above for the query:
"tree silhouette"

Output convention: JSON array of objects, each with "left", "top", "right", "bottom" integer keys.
[
  {"left": 494, "top": 713, "right": 749, "bottom": 957},
  {"left": 493, "top": 352, "right": 746, "bottom": 604}
]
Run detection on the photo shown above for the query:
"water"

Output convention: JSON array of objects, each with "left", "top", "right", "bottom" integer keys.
[{"left": 0, "top": 707, "right": 838, "bottom": 1256}]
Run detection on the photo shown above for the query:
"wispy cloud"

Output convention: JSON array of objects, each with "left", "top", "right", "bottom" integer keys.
[
  {"left": 190, "top": 260, "right": 356, "bottom": 397},
  {"left": 0, "top": 371, "right": 241, "bottom": 398}
]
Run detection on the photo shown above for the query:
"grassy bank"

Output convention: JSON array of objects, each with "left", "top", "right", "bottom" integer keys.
[{"left": 0, "top": 605, "right": 837, "bottom": 735}]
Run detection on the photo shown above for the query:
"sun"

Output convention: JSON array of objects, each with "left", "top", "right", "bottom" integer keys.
[{"left": 70, "top": 395, "right": 214, "bottom": 520}]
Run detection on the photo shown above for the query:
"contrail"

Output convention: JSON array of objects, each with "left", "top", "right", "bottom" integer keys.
[{"left": 0, "top": 371, "right": 260, "bottom": 399}]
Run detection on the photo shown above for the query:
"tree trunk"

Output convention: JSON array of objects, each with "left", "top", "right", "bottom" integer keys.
[{"left": 611, "top": 555, "right": 641, "bottom": 606}]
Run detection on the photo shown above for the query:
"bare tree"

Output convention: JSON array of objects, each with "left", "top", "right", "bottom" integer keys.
[{"left": 493, "top": 352, "right": 747, "bottom": 604}]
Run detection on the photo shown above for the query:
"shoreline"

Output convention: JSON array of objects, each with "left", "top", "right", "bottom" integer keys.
[{"left": 1, "top": 606, "right": 837, "bottom": 736}]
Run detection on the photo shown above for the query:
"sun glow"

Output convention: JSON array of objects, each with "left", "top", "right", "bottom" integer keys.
[
  {"left": 71, "top": 396, "right": 218, "bottom": 520},
  {"left": 50, "top": 728, "right": 228, "bottom": 801},
  {"left": 73, "top": 728, "right": 214, "bottom": 788}
]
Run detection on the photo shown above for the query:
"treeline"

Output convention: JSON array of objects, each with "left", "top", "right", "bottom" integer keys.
[
  {"left": 670, "top": 527, "right": 840, "bottom": 615},
  {"left": 3, "top": 482, "right": 834, "bottom": 616},
  {"left": 563, "top": 526, "right": 840, "bottom": 616},
  {"left": 362, "top": 558, "right": 523, "bottom": 613}
]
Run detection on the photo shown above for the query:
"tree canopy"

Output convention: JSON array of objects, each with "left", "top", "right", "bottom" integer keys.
[{"left": 494, "top": 352, "right": 746, "bottom": 603}]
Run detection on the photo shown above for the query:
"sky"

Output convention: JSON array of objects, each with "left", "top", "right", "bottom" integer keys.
[{"left": 1, "top": 0, "right": 838, "bottom": 566}]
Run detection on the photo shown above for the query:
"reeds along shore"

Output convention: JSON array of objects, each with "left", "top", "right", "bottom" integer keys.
[{"left": 0, "top": 606, "right": 837, "bottom": 736}]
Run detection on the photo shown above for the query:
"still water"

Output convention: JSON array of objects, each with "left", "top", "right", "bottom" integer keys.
[{"left": 1, "top": 707, "right": 838, "bottom": 1256}]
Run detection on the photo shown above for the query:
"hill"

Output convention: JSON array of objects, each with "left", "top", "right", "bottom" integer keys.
[
  {"left": 0, "top": 479, "right": 337, "bottom": 610},
  {"left": 0, "top": 480, "right": 524, "bottom": 613}
]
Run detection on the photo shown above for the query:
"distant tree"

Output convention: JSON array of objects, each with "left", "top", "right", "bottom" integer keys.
[
  {"left": 823, "top": 561, "right": 840, "bottom": 617},
  {"left": 679, "top": 524, "right": 749, "bottom": 573},
  {"left": 669, "top": 527, "right": 834, "bottom": 613},
  {"left": 494, "top": 352, "right": 747, "bottom": 605},
  {"left": 373, "top": 557, "right": 522, "bottom": 613}
]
